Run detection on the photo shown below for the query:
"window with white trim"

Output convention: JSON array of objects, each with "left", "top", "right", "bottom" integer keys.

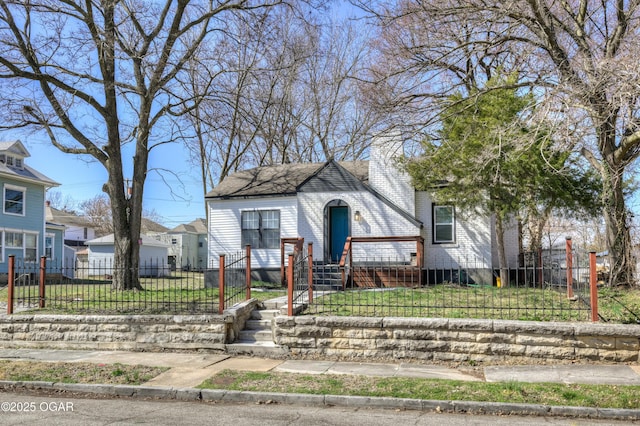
[
  {"left": 433, "top": 205, "right": 455, "bottom": 244},
  {"left": 25, "top": 233, "right": 37, "bottom": 261},
  {"left": 45, "top": 234, "right": 54, "bottom": 259},
  {"left": 4, "top": 185, "right": 25, "bottom": 215},
  {"left": 5, "top": 231, "right": 23, "bottom": 249},
  {"left": 4, "top": 231, "right": 38, "bottom": 261},
  {"left": 241, "top": 210, "right": 280, "bottom": 249}
]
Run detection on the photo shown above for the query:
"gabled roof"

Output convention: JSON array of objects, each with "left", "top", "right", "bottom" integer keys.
[
  {"left": 169, "top": 218, "right": 207, "bottom": 234},
  {"left": 141, "top": 218, "right": 169, "bottom": 234},
  {"left": 45, "top": 204, "right": 93, "bottom": 228},
  {"left": 206, "top": 160, "right": 423, "bottom": 228},
  {"left": 205, "top": 160, "right": 369, "bottom": 199},
  {"left": 0, "top": 140, "right": 59, "bottom": 187},
  {"left": 0, "top": 140, "right": 30, "bottom": 157}
]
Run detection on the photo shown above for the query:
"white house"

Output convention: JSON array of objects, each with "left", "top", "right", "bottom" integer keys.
[
  {"left": 205, "top": 138, "right": 519, "bottom": 285},
  {"left": 45, "top": 201, "right": 96, "bottom": 248},
  {"left": 154, "top": 218, "right": 207, "bottom": 271},
  {"left": 85, "top": 234, "right": 170, "bottom": 277}
]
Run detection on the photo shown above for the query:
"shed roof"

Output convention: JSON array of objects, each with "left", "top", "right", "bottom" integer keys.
[{"left": 86, "top": 234, "right": 170, "bottom": 248}]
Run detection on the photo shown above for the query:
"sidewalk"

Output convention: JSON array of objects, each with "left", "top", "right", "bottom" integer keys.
[
  {"left": 1, "top": 348, "right": 639, "bottom": 387},
  {"left": 0, "top": 348, "right": 639, "bottom": 420}
]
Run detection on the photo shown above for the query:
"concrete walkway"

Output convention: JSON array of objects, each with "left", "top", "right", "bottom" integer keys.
[
  {"left": 1, "top": 348, "right": 640, "bottom": 421},
  {"left": 0, "top": 348, "right": 639, "bottom": 388}
]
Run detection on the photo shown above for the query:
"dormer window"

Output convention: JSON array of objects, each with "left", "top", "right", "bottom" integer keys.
[{"left": 1, "top": 154, "right": 24, "bottom": 169}]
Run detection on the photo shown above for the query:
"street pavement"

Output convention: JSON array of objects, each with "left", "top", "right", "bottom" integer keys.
[{"left": 0, "top": 348, "right": 639, "bottom": 421}]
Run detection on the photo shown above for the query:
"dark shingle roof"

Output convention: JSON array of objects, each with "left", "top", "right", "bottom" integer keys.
[{"left": 205, "top": 161, "right": 369, "bottom": 199}]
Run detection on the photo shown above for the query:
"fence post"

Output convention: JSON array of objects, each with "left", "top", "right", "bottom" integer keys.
[
  {"left": 589, "top": 251, "right": 599, "bottom": 322},
  {"left": 417, "top": 237, "right": 424, "bottom": 286},
  {"left": 39, "top": 256, "right": 46, "bottom": 309},
  {"left": 287, "top": 253, "right": 294, "bottom": 316},
  {"left": 280, "top": 239, "right": 285, "bottom": 286},
  {"left": 307, "top": 242, "right": 313, "bottom": 304},
  {"left": 7, "top": 255, "right": 14, "bottom": 315},
  {"left": 219, "top": 254, "right": 225, "bottom": 315},
  {"left": 245, "top": 245, "right": 251, "bottom": 301},
  {"left": 565, "top": 237, "right": 574, "bottom": 300}
]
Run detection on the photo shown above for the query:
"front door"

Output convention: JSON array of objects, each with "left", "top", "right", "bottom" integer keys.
[{"left": 329, "top": 206, "right": 349, "bottom": 262}]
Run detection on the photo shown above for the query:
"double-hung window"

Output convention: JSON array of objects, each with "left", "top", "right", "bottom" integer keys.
[
  {"left": 5, "top": 231, "right": 38, "bottom": 261},
  {"left": 241, "top": 210, "right": 280, "bottom": 249},
  {"left": 433, "top": 205, "right": 455, "bottom": 244},
  {"left": 25, "top": 233, "right": 37, "bottom": 261},
  {"left": 45, "top": 234, "right": 54, "bottom": 259},
  {"left": 4, "top": 185, "right": 25, "bottom": 216}
]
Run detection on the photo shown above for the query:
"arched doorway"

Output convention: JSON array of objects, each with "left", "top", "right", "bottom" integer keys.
[{"left": 324, "top": 200, "right": 351, "bottom": 263}]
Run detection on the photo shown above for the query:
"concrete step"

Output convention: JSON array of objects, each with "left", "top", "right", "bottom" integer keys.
[
  {"left": 239, "top": 329, "right": 273, "bottom": 343},
  {"left": 251, "top": 309, "right": 280, "bottom": 320},
  {"left": 262, "top": 298, "right": 288, "bottom": 310},
  {"left": 245, "top": 319, "right": 272, "bottom": 330},
  {"left": 312, "top": 284, "right": 343, "bottom": 292},
  {"left": 225, "top": 342, "right": 288, "bottom": 357}
]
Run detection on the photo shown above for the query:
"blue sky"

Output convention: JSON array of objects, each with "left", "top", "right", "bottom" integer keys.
[{"left": 23, "top": 135, "right": 206, "bottom": 229}]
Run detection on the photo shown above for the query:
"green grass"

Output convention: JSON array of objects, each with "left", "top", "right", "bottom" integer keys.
[
  {"left": 0, "top": 273, "right": 286, "bottom": 314},
  {"left": 2, "top": 271, "right": 638, "bottom": 323},
  {"left": 305, "top": 284, "right": 640, "bottom": 323},
  {"left": 199, "top": 369, "right": 640, "bottom": 409}
]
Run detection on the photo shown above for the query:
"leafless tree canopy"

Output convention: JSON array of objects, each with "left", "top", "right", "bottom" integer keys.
[
  {"left": 182, "top": 7, "right": 384, "bottom": 196},
  {"left": 357, "top": 0, "right": 640, "bottom": 285},
  {"left": 0, "top": 0, "right": 287, "bottom": 289}
]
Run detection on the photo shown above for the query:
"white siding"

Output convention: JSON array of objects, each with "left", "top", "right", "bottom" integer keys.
[
  {"left": 64, "top": 225, "right": 95, "bottom": 243},
  {"left": 416, "top": 191, "right": 493, "bottom": 269},
  {"left": 298, "top": 191, "right": 422, "bottom": 262},
  {"left": 86, "top": 245, "right": 168, "bottom": 276},
  {"left": 208, "top": 196, "right": 297, "bottom": 269},
  {"left": 368, "top": 136, "right": 415, "bottom": 216}
]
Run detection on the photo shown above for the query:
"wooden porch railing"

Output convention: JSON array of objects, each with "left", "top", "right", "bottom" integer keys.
[
  {"left": 339, "top": 236, "right": 425, "bottom": 288},
  {"left": 280, "top": 237, "right": 304, "bottom": 285}
]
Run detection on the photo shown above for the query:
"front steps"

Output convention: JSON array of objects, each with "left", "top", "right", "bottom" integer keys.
[
  {"left": 226, "top": 300, "right": 287, "bottom": 357},
  {"left": 312, "top": 263, "right": 343, "bottom": 291}
]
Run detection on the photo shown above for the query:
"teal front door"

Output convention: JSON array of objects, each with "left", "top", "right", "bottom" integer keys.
[{"left": 329, "top": 206, "right": 349, "bottom": 262}]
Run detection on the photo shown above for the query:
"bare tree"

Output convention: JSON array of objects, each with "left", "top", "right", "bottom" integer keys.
[
  {"left": 46, "top": 190, "right": 77, "bottom": 213},
  {"left": 184, "top": 8, "right": 382, "bottom": 195},
  {"left": 79, "top": 195, "right": 113, "bottom": 238},
  {"left": 358, "top": 0, "right": 640, "bottom": 286},
  {"left": 0, "top": 0, "right": 284, "bottom": 289}
]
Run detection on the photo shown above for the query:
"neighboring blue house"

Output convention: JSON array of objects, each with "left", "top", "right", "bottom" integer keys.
[{"left": 0, "top": 140, "right": 60, "bottom": 280}]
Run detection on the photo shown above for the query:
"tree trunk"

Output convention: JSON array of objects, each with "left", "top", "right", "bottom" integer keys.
[
  {"left": 601, "top": 165, "right": 635, "bottom": 286},
  {"left": 108, "top": 176, "right": 144, "bottom": 291},
  {"left": 495, "top": 213, "right": 509, "bottom": 288}
]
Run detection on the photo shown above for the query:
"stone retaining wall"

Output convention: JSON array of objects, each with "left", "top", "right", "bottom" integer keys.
[
  {"left": 274, "top": 316, "right": 640, "bottom": 363},
  {"left": 0, "top": 299, "right": 263, "bottom": 352}
]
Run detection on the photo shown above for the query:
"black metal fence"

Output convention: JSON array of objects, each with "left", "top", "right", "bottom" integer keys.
[
  {"left": 218, "top": 246, "right": 251, "bottom": 314},
  {"left": 286, "top": 243, "right": 313, "bottom": 315},
  {"left": 4, "top": 256, "right": 219, "bottom": 314},
  {"left": 292, "top": 242, "right": 601, "bottom": 322}
]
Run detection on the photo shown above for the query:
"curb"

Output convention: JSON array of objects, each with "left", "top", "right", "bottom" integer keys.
[{"left": 1, "top": 381, "right": 640, "bottom": 421}]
